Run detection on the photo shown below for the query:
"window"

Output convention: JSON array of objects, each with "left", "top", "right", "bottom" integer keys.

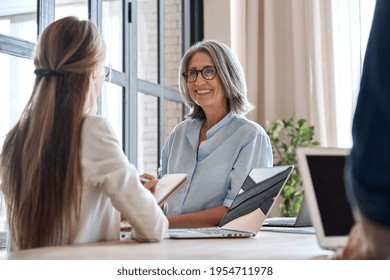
[
  {"left": 332, "top": 0, "right": 376, "bottom": 147},
  {"left": 0, "top": 0, "right": 194, "bottom": 169},
  {"left": 0, "top": 3, "right": 36, "bottom": 151},
  {"left": 136, "top": 0, "right": 184, "bottom": 175}
]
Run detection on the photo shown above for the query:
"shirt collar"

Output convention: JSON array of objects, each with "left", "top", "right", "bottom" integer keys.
[
  {"left": 206, "top": 112, "right": 234, "bottom": 137},
  {"left": 185, "top": 112, "right": 235, "bottom": 149}
]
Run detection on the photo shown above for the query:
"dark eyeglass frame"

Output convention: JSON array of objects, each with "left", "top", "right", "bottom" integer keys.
[{"left": 182, "top": 66, "right": 217, "bottom": 83}]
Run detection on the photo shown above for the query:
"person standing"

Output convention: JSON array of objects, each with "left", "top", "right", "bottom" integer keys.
[{"left": 333, "top": 0, "right": 390, "bottom": 259}]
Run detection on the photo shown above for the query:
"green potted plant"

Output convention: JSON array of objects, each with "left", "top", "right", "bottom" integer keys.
[{"left": 266, "top": 116, "right": 320, "bottom": 217}]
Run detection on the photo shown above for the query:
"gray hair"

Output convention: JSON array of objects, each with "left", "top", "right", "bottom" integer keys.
[{"left": 179, "top": 39, "right": 253, "bottom": 120}]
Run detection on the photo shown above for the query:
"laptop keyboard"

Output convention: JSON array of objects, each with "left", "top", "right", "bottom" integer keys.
[
  {"left": 187, "top": 228, "right": 247, "bottom": 235},
  {"left": 263, "top": 217, "right": 296, "bottom": 227}
]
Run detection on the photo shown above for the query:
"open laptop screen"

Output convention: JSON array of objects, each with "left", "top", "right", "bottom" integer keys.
[
  {"left": 306, "top": 155, "right": 354, "bottom": 236},
  {"left": 220, "top": 166, "right": 293, "bottom": 227}
]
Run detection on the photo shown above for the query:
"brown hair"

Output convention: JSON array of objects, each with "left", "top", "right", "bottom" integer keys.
[{"left": 0, "top": 16, "right": 105, "bottom": 250}]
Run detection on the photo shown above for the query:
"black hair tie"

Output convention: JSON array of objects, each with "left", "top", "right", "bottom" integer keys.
[{"left": 34, "top": 69, "right": 65, "bottom": 77}]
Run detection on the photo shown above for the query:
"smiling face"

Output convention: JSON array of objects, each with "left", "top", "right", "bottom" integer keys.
[{"left": 186, "top": 52, "right": 227, "bottom": 112}]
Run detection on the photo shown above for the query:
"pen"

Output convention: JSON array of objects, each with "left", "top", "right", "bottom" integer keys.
[{"left": 139, "top": 177, "right": 150, "bottom": 183}]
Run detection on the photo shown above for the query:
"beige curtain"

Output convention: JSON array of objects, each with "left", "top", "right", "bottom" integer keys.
[{"left": 232, "top": 0, "right": 338, "bottom": 147}]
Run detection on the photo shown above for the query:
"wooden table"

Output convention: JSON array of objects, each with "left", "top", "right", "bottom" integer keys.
[{"left": 0, "top": 230, "right": 333, "bottom": 260}]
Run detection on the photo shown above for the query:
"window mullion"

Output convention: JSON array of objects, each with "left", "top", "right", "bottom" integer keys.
[
  {"left": 158, "top": 0, "right": 165, "bottom": 164},
  {"left": 125, "top": 0, "right": 138, "bottom": 164},
  {"left": 37, "top": 0, "right": 55, "bottom": 36}
]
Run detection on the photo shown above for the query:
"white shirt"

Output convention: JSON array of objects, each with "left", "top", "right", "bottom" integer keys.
[
  {"left": 7, "top": 115, "right": 168, "bottom": 250},
  {"left": 75, "top": 115, "right": 168, "bottom": 243}
]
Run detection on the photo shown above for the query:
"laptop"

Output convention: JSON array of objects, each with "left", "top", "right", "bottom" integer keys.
[
  {"left": 262, "top": 196, "right": 311, "bottom": 227},
  {"left": 297, "top": 147, "right": 355, "bottom": 250},
  {"left": 169, "top": 165, "right": 293, "bottom": 239}
]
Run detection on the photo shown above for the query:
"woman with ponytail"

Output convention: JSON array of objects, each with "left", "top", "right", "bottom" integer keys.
[{"left": 0, "top": 16, "right": 167, "bottom": 251}]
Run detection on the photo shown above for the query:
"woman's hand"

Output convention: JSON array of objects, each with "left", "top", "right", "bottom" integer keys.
[{"left": 139, "top": 173, "right": 158, "bottom": 194}]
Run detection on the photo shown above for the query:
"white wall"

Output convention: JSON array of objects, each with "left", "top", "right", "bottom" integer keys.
[
  {"left": 203, "top": 0, "right": 231, "bottom": 46},
  {"left": 203, "top": 0, "right": 257, "bottom": 123}
]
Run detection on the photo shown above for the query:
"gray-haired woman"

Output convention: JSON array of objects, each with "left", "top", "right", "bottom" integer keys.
[{"left": 158, "top": 40, "right": 273, "bottom": 228}]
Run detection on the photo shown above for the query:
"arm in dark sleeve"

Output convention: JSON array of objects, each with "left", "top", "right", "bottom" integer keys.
[{"left": 347, "top": 0, "right": 390, "bottom": 227}]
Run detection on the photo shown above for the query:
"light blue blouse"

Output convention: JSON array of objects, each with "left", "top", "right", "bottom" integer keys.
[{"left": 158, "top": 112, "right": 273, "bottom": 216}]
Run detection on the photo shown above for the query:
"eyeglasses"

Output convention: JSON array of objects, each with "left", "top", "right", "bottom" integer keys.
[{"left": 182, "top": 66, "right": 217, "bottom": 83}]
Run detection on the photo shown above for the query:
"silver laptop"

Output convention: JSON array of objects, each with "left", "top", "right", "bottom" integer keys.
[
  {"left": 262, "top": 196, "right": 311, "bottom": 227},
  {"left": 297, "top": 147, "right": 355, "bottom": 250},
  {"left": 169, "top": 165, "right": 293, "bottom": 239}
]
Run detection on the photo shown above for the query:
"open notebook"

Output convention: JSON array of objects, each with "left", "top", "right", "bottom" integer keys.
[
  {"left": 120, "top": 173, "right": 188, "bottom": 233},
  {"left": 154, "top": 173, "right": 188, "bottom": 207},
  {"left": 169, "top": 166, "right": 293, "bottom": 239}
]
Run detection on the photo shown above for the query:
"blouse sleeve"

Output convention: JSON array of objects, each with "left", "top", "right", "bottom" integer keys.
[{"left": 82, "top": 115, "right": 168, "bottom": 241}]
